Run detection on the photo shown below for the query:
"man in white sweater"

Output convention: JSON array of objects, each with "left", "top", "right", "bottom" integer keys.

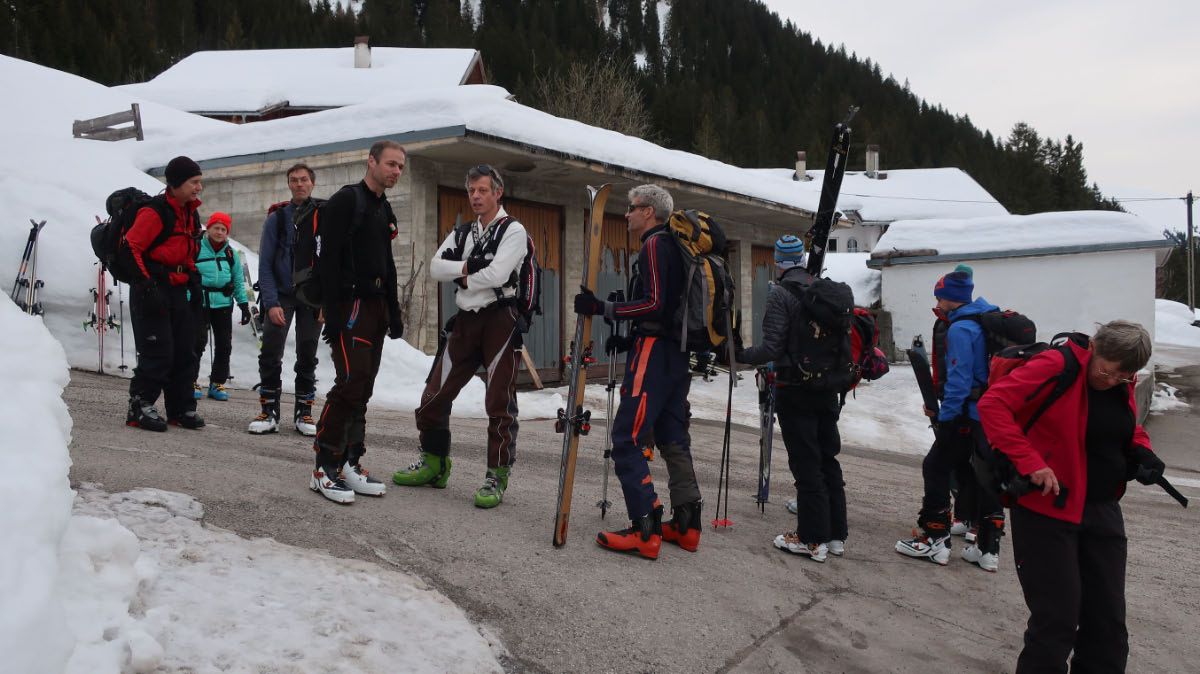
[{"left": 393, "top": 164, "right": 527, "bottom": 509}]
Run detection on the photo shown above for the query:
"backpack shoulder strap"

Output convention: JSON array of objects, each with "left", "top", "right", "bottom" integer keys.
[
  {"left": 1020, "top": 342, "right": 1081, "bottom": 433},
  {"left": 144, "top": 195, "right": 178, "bottom": 252}
]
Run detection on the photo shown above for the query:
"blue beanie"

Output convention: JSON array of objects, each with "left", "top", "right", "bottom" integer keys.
[
  {"left": 934, "top": 270, "right": 973, "bottom": 303},
  {"left": 774, "top": 234, "right": 808, "bottom": 269}
]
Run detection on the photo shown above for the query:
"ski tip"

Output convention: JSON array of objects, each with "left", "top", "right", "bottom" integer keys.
[{"left": 710, "top": 518, "right": 734, "bottom": 529}]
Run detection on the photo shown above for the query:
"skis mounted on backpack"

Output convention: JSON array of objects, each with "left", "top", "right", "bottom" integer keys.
[
  {"left": 553, "top": 183, "right": 611, "bottom": 547},
  {"left": 805, "top": 107, "right": 859, "bottom": 277},
  {"left": 83, "top": 264, "right": 120, "bottom": 374},
  {"left": 755, "top": 366, "right": 777, "bottom": 513}
]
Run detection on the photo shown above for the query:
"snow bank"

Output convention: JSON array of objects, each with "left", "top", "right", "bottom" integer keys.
[
  {"left": 1154, "top": 299, "right": 1200, "bottom": 348},
  {"left": 0, "top": 301, "right": 76, "bottom": 674},
  {"left": 875, "top": 210, "right": 1165, "bottom": 256},
  {"left": 823, "top": 253, "right": 881, "bottom": 306}
]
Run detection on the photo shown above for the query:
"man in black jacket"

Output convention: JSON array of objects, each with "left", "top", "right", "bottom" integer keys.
[
  {"left": 309, "top": 141, "right": 406, "bottom": 504},
  {"left": 738, "top": 235, "right": 848, "bottom": 563}
]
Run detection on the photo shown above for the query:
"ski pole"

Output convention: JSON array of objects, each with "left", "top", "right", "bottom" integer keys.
[
  {"left": 597, "top": 289, "right": 624, "bottom": 518},
  {"left": 117, "top": 281, "right": 127, "bottom": 371}
]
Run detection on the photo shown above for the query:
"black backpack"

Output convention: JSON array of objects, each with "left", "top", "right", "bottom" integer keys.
[
  {"left": 451, "top": 215, "right": 543, "bottom": 332},
  {"left": 954, "top": 309, "right": 1038, "bottom": 356},
  {"left": 90, "top": 187, "right": 176, "bottom": 284},
  {"left": 290, "top": 185, "right": 380, "bottom": 309},
  {"left": 780, "top": 278, "right": 857, "bottom": 393}
]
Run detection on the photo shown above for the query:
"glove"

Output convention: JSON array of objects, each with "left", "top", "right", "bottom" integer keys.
[
  {"left": 605, "top": 334, "right": 632, "bottom": 355},
  {"left": 188, "top": 272, "right": 202, "bottom": 308},
  {"left": 139, "top": 279, "right": 165, "bottom": 316},
  {"left": 573, "top": 286, "right": 605, "bottom": 316},
  {"left": 1128, "top": 445, "right": 1165, "bottom": 485},
  {"left": 465, "top": 255, "right": 491, "bottom": 275},
  {"left": 238, "top": 303, "right": 251, "bottom": 326},
  {"left": 731, "top": 311, "right": 745, "bottom": 352},
  {"left": 453, "top": 277, "right": 467, "bottom": 289},
  {"left": 388, "top": 304, "right": 404, "bottom": 340},
  {"left": 440, "top": 248, "right": 460, "bottom": 261},
  {"left": 321, "top": 303, "right": 348, "bottom": 344}
]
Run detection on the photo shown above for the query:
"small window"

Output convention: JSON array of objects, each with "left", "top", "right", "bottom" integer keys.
[
  {"left": 847, "top": 238, "right": 859, "bottom": 253},
  {"left": 827, "top": 239, "right": 838, "bottom": 252}
]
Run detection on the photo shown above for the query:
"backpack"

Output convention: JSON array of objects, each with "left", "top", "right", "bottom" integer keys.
[
  {"left": 284, "top": 196, "right": 328, "bottom": 308},
  {"left": 90, "top": 187, "right": 177, "bottom": 284},
  {"left": 662, "top": 209, "right": 735, "bottom": 352},
  {"left": 850, "top": 307, "right": 890, "bottom": 384},
  {"left": 451, "top": 214, "right": 543, "bottom": 332},
  {"left": 780, "top": 277, "right": 857, "bottom": 393},
  {"left": 971, "top": 332, "right": 1084, "bottom": 502},
  {"left": 954, "top": 309, "right": 1038, "bottom": 356}
]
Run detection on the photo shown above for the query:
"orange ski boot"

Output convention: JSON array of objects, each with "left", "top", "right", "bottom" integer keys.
[{"left": 596, "top": 507, "right": 663, "bottom": 560}]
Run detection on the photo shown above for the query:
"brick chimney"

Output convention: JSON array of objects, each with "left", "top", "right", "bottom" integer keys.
[
  {"left": 793, "top": 150, "right": 813, "bottom": 182},
  {"left": 354, "top": 36, "right": 371, "bottom": 69}
]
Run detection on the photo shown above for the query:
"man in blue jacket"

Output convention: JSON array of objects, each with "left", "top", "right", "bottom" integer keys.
[
  {"left": 896, "top": 270, "right": 1006, "bottom": 571},
  {"left": 248, "top": 163, "right": 322, "bottom": 436}
]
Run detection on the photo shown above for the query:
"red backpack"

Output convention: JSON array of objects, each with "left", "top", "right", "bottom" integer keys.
[{"left": 849, "top": 307, "right": 889, "bottom": 387}]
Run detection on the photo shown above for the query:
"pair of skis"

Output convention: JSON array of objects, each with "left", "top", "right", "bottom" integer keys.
[
  {"left": 83, "top": 265, "right": 125, "bottom": 374},
  {"left": 11, "top": 219, "right": 47, "bottom": 315},
  {"left": 237, "top": 249, "right": 263, "bottom": 348}
]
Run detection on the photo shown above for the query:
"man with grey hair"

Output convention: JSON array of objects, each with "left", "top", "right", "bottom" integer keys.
[
  {"left": 574, "top": 184, "right": 703, "bottom": 560},
  {"left": 394, "top": 163, "right": 527, "bottom": 509}
]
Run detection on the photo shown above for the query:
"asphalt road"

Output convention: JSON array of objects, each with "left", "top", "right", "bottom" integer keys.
[{"left": 66, "top": 370, "right": 1199, "bottom": 673}]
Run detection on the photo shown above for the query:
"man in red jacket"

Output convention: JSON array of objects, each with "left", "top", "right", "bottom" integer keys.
[
  {"left": 979, "top": 320, "right": 1165, "bottom": 673},
  {"left": 125, "top": 156, "right": 205, "bottom": 432}
]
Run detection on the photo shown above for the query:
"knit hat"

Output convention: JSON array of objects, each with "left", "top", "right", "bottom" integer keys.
[
  {"left": 934, "top": 270, "right": 973, "bottom": 303},
  {"left": 953, "top": 264, "right": 974, "bottom": 277},
  {"left": 206, "top": 212, "right": 232, "bottom": 233},
  {"left": 774, "top": 234, "right": 808, "bottom": 270},
  {"left": 165, "top": 156, "right": 202, "bottom": 188}
]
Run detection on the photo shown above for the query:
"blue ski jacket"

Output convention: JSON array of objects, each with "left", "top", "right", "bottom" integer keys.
[{"left": 939, "top": 296, "right": 999, "bottom": 423}]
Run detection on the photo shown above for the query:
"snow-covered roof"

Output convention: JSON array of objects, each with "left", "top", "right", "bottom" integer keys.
[
  {"left": 868, "top": 211, "right": 1171, "bottom": 266},
  {"left": 117, "top": 48, "right": 481, "bottom": 113},
  {"left": 133, "top": 85, "right": 826, "bottom": 215},
  {"left": 748, "top": 166, "right": 1008, "bottom": 223}
]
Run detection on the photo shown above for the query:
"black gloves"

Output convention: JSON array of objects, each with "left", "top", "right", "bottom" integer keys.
[
  {"left": 238, "top": 303, "right": 251, "bottom": 325},
  {"left": 573, "top": 286, "right": 605, "bottom": 316},
  {"left": 321, "top": 303, "right": 348, "bottom": 344},
  {"left": 605, "top": 334, "right": 632, "bottom": 355},
  {"left": 388, "top": 303, "right": 404, "bottom": 340},
  {"left": 1128, "top": 445, "right": 1166, "bottom": 485},
  {"left": 440, "top": 248, "right": 460, "bottom": 261},
  {"left": 465, "top": 255, "right": 491, "bottom": 275},
  {"left": 139, "top": 279, "right": 165, "bottom": 316}
]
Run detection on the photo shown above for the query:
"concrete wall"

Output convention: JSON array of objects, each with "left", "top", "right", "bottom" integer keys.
[{"left": 879, "top": 248, "right": 1160, "bottom": 360}]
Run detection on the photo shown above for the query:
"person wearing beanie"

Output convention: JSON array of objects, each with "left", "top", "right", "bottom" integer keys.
[
  {"left": 736, "top": 235, "right": 849, "bottom": 563},
  {"left": 249, "top": 163, "right": 323, "bottom": 437},
  {"left": 897, "top": 268, "right": 1006, "bottom": 572},
  {"left": 124, "top": 155, "right": 206, "bottom": 432},
  {"left": 191, "top": 212, "right": 250, "bottom": 403}
]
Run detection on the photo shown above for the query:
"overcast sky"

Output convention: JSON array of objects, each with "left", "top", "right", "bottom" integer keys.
[{"left": 760, "top": 0, "right": 1199, "bottom": 201}]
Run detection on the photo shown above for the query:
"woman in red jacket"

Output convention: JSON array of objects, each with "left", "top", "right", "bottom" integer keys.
[{"left": 978, "top": 320, "right": 1165, "bottom": 673}]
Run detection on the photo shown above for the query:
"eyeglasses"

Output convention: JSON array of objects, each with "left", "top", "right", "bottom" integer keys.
[
  {"left": 468, "top": 164, "right": 504, "bottom": 190},
  {"left": 1097, "top": 367, "right": 1135, "bottom": 385},
  {"left": 626, "top": 203, "right": 649, "bottom": 214}
]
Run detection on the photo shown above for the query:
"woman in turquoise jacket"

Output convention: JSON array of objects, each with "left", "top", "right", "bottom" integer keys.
[{"left": 192, "top": 212, "right": 250, "bottom": 400}]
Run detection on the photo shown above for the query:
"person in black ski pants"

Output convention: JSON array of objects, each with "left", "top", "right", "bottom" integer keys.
[
  {"left": 574, "top": 184, "right": 701, "bottom": 560},
  {"left": 308, "top": 141, "right": 406, "bottom": 505},
  {"left": 737, "top": 235, "right": 847, "bottom": 563}
]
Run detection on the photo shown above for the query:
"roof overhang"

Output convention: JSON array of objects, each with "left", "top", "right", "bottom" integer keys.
[
  {"left": 148, "top": 126, "right": 817, "bottom": 230},
  {"left": 866, "top": 239, "right": 1176, "bottom": 270}
]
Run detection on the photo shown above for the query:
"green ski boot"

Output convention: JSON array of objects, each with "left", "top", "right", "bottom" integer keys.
[
  {"left": 473, "top": 467, "right": 510, "bottom": 509},
  {"left": 392, "top": 452, "right": 452, "bottom": 488}
]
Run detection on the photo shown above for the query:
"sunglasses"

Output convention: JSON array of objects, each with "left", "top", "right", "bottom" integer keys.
[
  {"left": 1097, "top": 367, "right": 1135, "bottom": 385},
  {"left": 626, "top": 202, "right": 650, "bottom": 214},
  {"left": 468, "top": 164, "right": 504, "bottom": 189}
]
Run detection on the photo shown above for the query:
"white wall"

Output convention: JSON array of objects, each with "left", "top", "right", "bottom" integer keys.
[
  {"left": 830, "top": 221, "right": 882, "bottom": 253},
  {"left": 881, "top": 249, "right": 1159, "bottom": 359}
]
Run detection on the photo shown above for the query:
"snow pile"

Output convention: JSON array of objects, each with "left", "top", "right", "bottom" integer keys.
[
  {"left": 61, "top": 485, "right": 505, "bottom": 673},
  {"left": 875, "top": 211, "right": 1165, "bottom": 256},
  {"left": 1149, "top": 382, "right": 1189, "bottom": 415},
  {"left": 1154, "top": 299, "right": 1200, "bottom": 348},
  {"left": 118, "top": 47, "right": 478, "bottom": 113},
  {"left": 823, "top": 253, "right": 881, "bottom": 306},
  {"left": 0, "top": 300, "right": 76, "bottom": 674}
]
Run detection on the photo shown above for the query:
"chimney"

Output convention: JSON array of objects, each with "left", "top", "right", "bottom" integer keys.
[
  {"left": 354, "top": 36, "right": 371, "bottom": 69},
  {"left": 793, "top": 150, "right": 813, "bottom": 182},
  {"left": 865, "top": 144, "right": 887, "bottom": 179}
]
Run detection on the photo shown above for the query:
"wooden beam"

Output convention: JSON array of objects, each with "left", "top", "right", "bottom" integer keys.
[{"left": 72, "top": 104, "right": 143, "bottom": 142}]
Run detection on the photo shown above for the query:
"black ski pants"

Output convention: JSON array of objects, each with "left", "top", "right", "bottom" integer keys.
[
  {"left": 1010, "top": 502, "right": 1128, "bottom": 674},
  {"left": 921, "top": 419, "right": 1003, "bottom": 541},
  {"left": 129, "top": 282, "right": 198, "bottom": 418},
  {"left": 258, "top": 293, "right": 320, "bottom": 396},
  {"left": 193, "top": 304, "right": 232, "bottom": 385},
  {"left": 313, "top": 297, "right": 386, "bottom": 467},
  {"left": 775, "top": 387, "right": 847, "bottom": 545}
]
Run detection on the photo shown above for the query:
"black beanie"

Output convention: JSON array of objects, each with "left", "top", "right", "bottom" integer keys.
[{"left": 165, "top": 156, "right": 202, "bottom": 188}]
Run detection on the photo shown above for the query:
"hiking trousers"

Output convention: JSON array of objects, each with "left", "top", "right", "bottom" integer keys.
[
  {"left": 313, "top": 296, "right": 386, "bottom": 467},
  {"left": 610, "top": 336, "right": 696, "bottom": 520},
  {"left": 1010, "top": 502, "right": 1128, "bottom": 674},
  {"left": 415, "top": 302, "right": 520, "bottom": 469},
  {"left": 922, "top": 419, "right": 1003, "bottom": 530},
  {"left": 258, "top": 293, "right": 320, "bottom": 395},
  {"left": 193, "top": 304, "right": 232, "bottom": 385},
  {"left": 775, "top": 387, "right": 847, "bottom": 544},
  {"left": 129, "top": 282, "right": 198, "bottom": 418}
]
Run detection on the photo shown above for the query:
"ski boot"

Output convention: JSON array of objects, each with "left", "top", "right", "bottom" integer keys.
[
  {"left": 126, "top": 396, "right": 167, "bottom": 432},
  {"left": 773, "top": 533, "right": 828, "bottom": 562},
  {"left": 895, "top": 508, "right": 952, "bottom": 565},
  {"left": 311, "top": 463, "right": 354, "bottom": 504},
  {"left": 248, "top": 387, "right": 280, "bottom": 434},
  {"left": 661, "top": 500, "right": 703, "bottom": 552},
  {"left": 294, "top": 391, "right": 317, "bottom": 436},
  {"left": 473, "top": 467, "right": 511, "bottom": 509},
  {"left": 962, "top": 513, "right": 1004, "bottom": 572},
  {"left": 207, "top": 382, "right": 229, "bottom": 401},
  {"left": 192, "top": 383, "right": 203, "bottom": 400},
  {"left": 596, "top": 507, "right": 663, "bottom": 560},
  {"left": 169, "top": 410, "right": 206, "bottom": 429},
  {"left": 392, "top": 452, "right": 452, "bottom": 488}
]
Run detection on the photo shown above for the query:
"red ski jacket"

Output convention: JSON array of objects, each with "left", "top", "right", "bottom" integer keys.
[
  {"left": 978, "top": 337, "right": 1152, "bottom": 524},
  {"left": 127, "top": 193, "right": 201, "bottom": 286}
]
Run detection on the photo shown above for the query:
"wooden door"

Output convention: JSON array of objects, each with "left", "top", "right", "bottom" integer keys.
[{"left": 751, "top": 245, "right": 776, "bottom": 342}]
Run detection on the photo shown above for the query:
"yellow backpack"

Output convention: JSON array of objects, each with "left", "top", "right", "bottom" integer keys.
[{"left": 664, "top": 209, "right": 735, "bottom": 352}]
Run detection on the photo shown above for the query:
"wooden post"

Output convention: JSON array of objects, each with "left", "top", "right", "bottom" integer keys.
[{"left": 72, "top": 104, "right": 143, "bottom": 142}]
